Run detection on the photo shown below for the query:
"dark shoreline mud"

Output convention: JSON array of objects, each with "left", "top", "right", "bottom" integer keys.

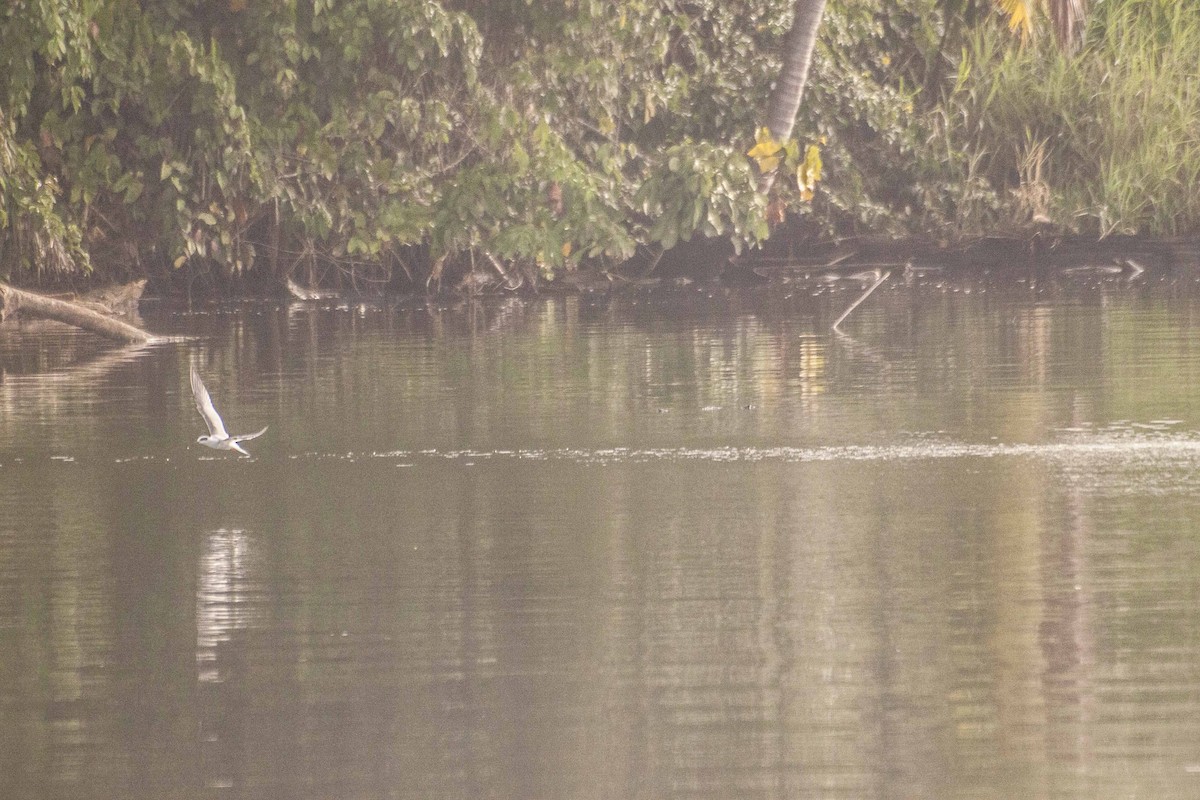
[
  {"left": 737, "top": 233, "right": 1200, "bottom": 276},
  {"left": 5, "top": 234, "right": 1200, "bottom": 304}
]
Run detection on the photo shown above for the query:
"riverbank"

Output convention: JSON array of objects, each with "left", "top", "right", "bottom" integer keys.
[{"left": 7, "top": 231, "right": 1200, "bottom": 303}]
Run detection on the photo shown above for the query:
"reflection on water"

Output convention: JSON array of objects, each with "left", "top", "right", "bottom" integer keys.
[
  {"left": 196, "top": 529, "right": 262, "bottom": 683},
  {"left": 5, "top": 278, "right": 1200, "bottom": 798}
]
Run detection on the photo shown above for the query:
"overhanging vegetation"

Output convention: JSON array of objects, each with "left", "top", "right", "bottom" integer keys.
[{"left": 1, "top": 1, "right": 1198, "bottom": 292}]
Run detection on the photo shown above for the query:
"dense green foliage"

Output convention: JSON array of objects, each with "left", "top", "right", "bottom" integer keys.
[
  {"left": 0, "top": 0, "right": 943, "bottom": 288},
  {"left": 934, "top": 0, "right": 1200, "bottom": 237},
  {"left": 2, "top": 1, "right": 1199, "bottom": 290}
]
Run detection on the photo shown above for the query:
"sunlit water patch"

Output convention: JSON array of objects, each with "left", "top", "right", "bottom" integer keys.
[{"left": 195, "top": 528, "right": 265, "bottom": 684}]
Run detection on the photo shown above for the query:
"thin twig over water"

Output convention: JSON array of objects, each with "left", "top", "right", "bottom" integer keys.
[{"left": 831, "top": 270, "right": 890, "bottom": 331}]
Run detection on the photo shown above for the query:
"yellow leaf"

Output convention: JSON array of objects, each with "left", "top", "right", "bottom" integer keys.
[
  {"left": 804, "top": 144, "right": 822, "bottom": 183},
  {"left": 746, "top": 141, "right": 775, "bottom": 159},
  {"left": 758, "top": 154, "right": 781, "bottom": 172},
  {"left": 746, "top": 127, "right": 780, "bottom": 158},
  {"left": 997, "top": 0, "right": 1033, "bottom": 40},
  {"left": 747, "top": 127, "right": 784, "bottom": 173},
  {"left": 797, "top": 144, "right": 822, "bottom": 200},
  {"left": 173, "top": 255, "right": 187, "bottom": 269},
  {"left": 561, "top": 241, "right": 572, "bottom": 258}
]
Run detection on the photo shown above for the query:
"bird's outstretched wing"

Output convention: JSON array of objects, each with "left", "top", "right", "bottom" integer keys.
[
  {"left": 190, "top": 365, "right": 229, "bottom": 439},
  {"left": 233, "top": 426, "right": 268, "bottom": 444}
]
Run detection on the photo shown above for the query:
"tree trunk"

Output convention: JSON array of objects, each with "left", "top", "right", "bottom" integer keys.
[
  {"left": 0, "top": 282, "right": 155, "bottom": 344},
  {"left": 1050, "top": 0, "right": 1087, "bottom": 52},
  {"left": 759, "top": 0, "right": 827, "bottom": 193}
]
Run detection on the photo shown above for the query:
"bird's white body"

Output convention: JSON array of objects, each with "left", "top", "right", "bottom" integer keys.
[{"left": 190, "top": 366, "right": 268, "bottom": 457}]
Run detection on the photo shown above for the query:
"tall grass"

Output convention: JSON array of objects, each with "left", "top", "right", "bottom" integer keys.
[{"left": 936, "top": 0, "right": 1200, "bottom": 236}]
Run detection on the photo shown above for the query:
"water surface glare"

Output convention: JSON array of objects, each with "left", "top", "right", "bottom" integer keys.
[{"left": 5, "top": 281, "right": 1200, "bottom": 799}]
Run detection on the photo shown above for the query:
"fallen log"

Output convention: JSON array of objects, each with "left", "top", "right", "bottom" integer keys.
[{"left": 0, "top": 282, "right": 155, "bottom": 344}]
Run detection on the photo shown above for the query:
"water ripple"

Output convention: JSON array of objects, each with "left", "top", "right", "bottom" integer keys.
[
  {"left": 9, "top": 430, "right": 1200, "bottom": 484},
  {"left": 365, "top": 433, "right": 1200, "bottom": 466}
]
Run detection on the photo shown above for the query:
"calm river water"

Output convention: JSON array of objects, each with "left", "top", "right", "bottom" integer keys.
[{"left": 5, "top": 272, "right": 1200, "bottom": 799}]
